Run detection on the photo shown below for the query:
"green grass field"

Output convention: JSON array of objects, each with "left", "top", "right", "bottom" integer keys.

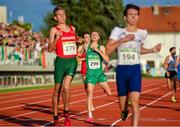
[
  {"left": 0, "top": 83, "right": 84, "bottom": 94},
  {"left": 0, "top": 84, "right": 54, "bottom": 94}
]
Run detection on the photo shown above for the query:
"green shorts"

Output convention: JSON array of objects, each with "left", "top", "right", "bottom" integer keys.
[
  {"left": 86, "top": 73, "right": 107, "bottom": 85},
  {"left": 54, "top": 56, "right": 77, "bottom": 84}
]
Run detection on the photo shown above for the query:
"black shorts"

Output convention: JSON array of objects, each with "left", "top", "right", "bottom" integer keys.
[{"left": 165, "top": 71, "right": 177, "bottom": 79}]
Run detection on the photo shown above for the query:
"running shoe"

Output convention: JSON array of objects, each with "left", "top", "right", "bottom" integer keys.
[
  {"left": 64, "top": 114, "right": 71, "bottom": 126},
  {"left": 171, "top": 96, "right": 176, "bottom": 103},
  {"left": 121, "top": 110, "right": 129, "bottom": 121},
  {"left": 86, "top": 117, "right": 93, "bottom": 123}
]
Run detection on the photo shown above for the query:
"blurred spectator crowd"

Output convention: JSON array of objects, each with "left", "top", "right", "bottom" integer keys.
[{"left": 0, "top": 23, "right": 54, "bottom": 68}]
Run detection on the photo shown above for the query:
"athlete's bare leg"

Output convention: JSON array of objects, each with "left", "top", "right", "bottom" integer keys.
[
  {"left": 87, "top": 83, "right": 95, "bottom": 117},
  {"left": 63, "top": 75, "right": 73, "bottom": 111},
  {"left": 99, "top": 82, "right": 112, "bottom": 96},
  {"left": 83, "top": 76, "right": 94, "bottom": 111},
  {"left": 130, "top": 91, "right": 140, "bottom": 126},
  {"left": 166, "top": 78, "right": 171, "bottom": 90},
  {"left": 53, "top": 83, "right": 63, "bottom": 116}
]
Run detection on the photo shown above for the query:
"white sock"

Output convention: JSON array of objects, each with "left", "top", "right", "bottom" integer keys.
[{"left": 88, "top": 112, "right": 93, "bottom": 118}]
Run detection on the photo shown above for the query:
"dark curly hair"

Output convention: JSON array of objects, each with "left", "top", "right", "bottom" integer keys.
[{"left": 123, "top": 4, "right": 140, "bottom": 16}]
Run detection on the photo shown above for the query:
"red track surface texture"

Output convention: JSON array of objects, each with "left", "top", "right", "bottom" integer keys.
[{"left": 0, "top": 78, "right": 180, "bottom": 126}]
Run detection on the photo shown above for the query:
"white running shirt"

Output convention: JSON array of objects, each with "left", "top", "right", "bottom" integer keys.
[{"left": 109, "top": 27, "right": 147, "bottom": 65}]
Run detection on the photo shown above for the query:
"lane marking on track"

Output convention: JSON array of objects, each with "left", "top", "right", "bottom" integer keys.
[
  {"left": 0, "top": 89, "right": 116, "bottom": 121},
  {"left": 42, "top": 100, "right": 119, "bottom": 126},
  {"left": 0, "top": 89, "right": 52, "bottom": 99},
  {"left": 0, "top": 82, "right": 162, "bottom": 110},
  {"left": 42, "top": 86, "right": 163, "bottom": 126},
  {"left": 0, "top": 81, "right": 119, "bottom": 99},
  {"left": 140, "top": 118, "right": 180, "bottom": 122},
  {"left": 0, "top": 86, "right": 93, "bottom": 104},
  {"left": 0, "top": 94, "right": 50, "bottom": 104},
  {"left": 0, "top": 82, "right": 165, "bottom": 124},
  {"left": 110, "top": 91, "right": 173, "bottom": 126},
  {"left": 0, "top": 86, "right": 86, "bottom": 102},
  {"left": 0, "top": 81, "right": 159, "bottom": 100},
  {"left": 0, "top": 86, "right": 114, "bottom": 111}
]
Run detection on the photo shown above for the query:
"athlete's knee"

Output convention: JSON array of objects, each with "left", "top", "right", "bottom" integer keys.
[
  {"left": 107, "top": 91, "right": 112, "bottom": 96},
  {"left": 52, "top": 91, "right": 58, "bottom": 100},
  {"left": 87, "top": 89, "right": 93, "bottom": 97},
  {"left": 63, "top": 86, "right": 70, "bottom": 93},
  {"left": 131, "top": 99, "right": 139, "bottom": 109}
]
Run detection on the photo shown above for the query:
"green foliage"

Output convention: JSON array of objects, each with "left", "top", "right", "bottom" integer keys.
[
  {"left": 12, "top": 20, "right": 32, "bottom": 31},
  {"left": 41, "top": 13, "right": 57, "bottom": 37}
]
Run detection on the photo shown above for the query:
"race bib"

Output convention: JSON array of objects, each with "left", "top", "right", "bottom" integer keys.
[
  {"left": 88, "top": 58, "right": 100, "bottom": 69},
  {"left": 63, "top": 42, "right": 76, "bottom": 55},
  {"left": 118, "top": 49, "right": 139, "bottom": 65}
]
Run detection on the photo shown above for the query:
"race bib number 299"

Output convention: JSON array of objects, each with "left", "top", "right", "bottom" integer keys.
[{"left": 63, "top": 42, "right": 76, "bottom": 55}]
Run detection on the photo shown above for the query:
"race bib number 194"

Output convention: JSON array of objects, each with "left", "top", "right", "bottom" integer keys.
[{"left": 119, "top": 49, "right": 139, "bottom": 65}]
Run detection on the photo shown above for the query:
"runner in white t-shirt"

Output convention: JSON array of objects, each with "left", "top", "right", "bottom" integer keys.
[{"left": 106, "top": 4, "right": 161, "bottom": 126}]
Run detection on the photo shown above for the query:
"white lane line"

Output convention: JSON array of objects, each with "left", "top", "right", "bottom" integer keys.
[
  {"left": 0, "top": 82, "right": 158, "bottom": 111},
  {"left": 0, "top": 89, "right": 52, "bottom": 99},
  {"left": 0, "top": 81, "right": 160, "bottom": 100},
  {"left": 42, "top": 86, "right": 163, "bottom": 126},
  {"left": 42, "top": 100, "right": 119, "bottom": 126},
  {"left": 0, "top": 84, "right": 89, "bottom": 99},
  {"left": 110, "top": 91, "right": 173, "bottom": 126},
  {"left": 0, "top": 89, "right": 115, "bottom": 121},
  {"left": 0, "top": 90, "right": 85, "bottom": 111},
  {"left": 0, "top": 82, "right": 164, "bottom": 123},
  {"left": 140, "top": 118, "right": 180, "bottom": 122},
  {"left": 0, "top": 94, "right": 50, "bottom": 104},
  {"left": 0, "top": 86, "right": 85, "bottom": 102},
  {"left": 0, "top": 81, "right": 161, "bottom": 106},
  {"left": 0, "top": 87, "right": 87, "bottom": 104}
]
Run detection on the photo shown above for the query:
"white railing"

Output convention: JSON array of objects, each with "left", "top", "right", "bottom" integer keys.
[{"left": 0, "top": 72, "right": 116, "bottom": 88}]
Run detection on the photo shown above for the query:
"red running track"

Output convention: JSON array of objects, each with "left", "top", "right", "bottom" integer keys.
[{"left": 0, "top": 78, "right": 180, "bottom": 126}]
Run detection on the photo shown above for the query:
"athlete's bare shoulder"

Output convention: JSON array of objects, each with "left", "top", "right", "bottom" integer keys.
[
  {"left": 69, "top": 25, "right": 75, "bottom": 32},
  {"left": 50, "top": 27, "right": 58, "bottom": 34},
  {"left": 165, "top": 55, "right": 171, "bottom": 62}
]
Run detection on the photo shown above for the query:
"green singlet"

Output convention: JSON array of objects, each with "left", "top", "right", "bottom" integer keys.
[{"left": 85, "top": 44, "right": 107, "bottom": 85}]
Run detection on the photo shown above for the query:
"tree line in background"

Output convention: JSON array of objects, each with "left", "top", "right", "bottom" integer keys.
[
  {"left": 41, "top": 0, "right": 125, "bottom": 45},
  {"left": 12, "top": 20, "right": 32, "bottom": 31}
]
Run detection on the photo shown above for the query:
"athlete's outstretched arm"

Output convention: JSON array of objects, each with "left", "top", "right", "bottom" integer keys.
[
  {"left": 141, "top": 43, "right": 161, "bottom": 54},
  {"left": 163, "top": 56, "right": 170, "bottom": 71},
  {"left": 99, "top": 46, "right": 109, "bottom": 63}
]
